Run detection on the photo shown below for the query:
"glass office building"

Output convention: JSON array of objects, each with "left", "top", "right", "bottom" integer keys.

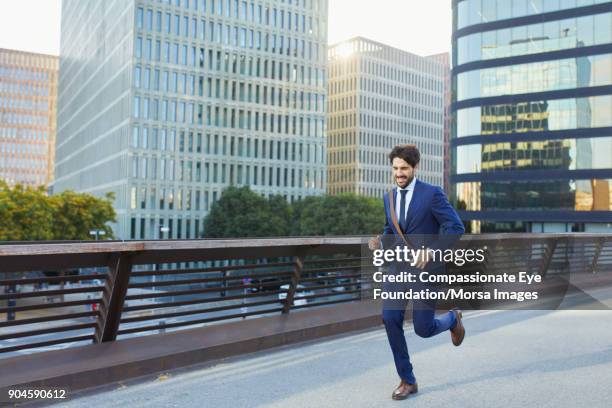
[
  {"left": 451, "top": 0, "right": 612, "bottom": 232},
  {"left": 54, "top": 0, "right": 328, "bottom": 239}
]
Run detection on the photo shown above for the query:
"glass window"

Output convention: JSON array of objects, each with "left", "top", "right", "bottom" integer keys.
[
  {"left": 455, "top": 137, "right": 612, "bottom": 174},
  {"left": 511, "top": 0, "right": 528, "bottom": 18},
  {"left": 497, "top": 0, "right": 511, "bottom": 21},
  {"left": 134, "top": 66, "right": 141, "bottom": 88},
  {"left": 146, "top": 9, "right": 153, "bottom": 31},
  {"left": 136, "top": 7, "right": 143, "bottom": 29},
  {"left": 594, "top": 12, "right": 612, "bottom": 44},
  {"left": 457, "top": 13, "right": 612, "bottom": 65},
  {"left": 542, "top": 0, "right": 560, "bottom": 12},
  {"left": 457, "top": 0, "right": 598, "bottom": 28},
  {"left": 133, "top": 96, "right": 140, "bottom": 118},
  {"left": 135, "top": 37, "right": 142, "bottom": 58},
  {"left": 457, "top": 54, "right": 612, "bottom": 100},
  {"left": 456, "top": 95, "right": 612, "bottom": 138},
  {"left": 454, "top": 178, "right": 612, "bottom": 211}
]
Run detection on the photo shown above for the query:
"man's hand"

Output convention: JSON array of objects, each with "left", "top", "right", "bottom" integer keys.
[
  {"left": 414, "top": 249, "right": 431, "bottom": 270},
  {"left": 368, "top": 235, "right": 381, "bottom": 251}
]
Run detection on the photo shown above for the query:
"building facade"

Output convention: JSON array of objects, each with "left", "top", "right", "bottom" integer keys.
[
  {"left": 54, "top": 0, "right": 328, "bottom": 239},
  {"left": 427, "top": 52, "right": 452, "bottom": 192},
  {"left": 327, "top": 37, "right": 445, "bottom": 198},
  {"left": 0, "top": 48, "right": 58, "bottom": 187},
  {"left": 451, "top": 0, "right": 612, "bottom": 232}
]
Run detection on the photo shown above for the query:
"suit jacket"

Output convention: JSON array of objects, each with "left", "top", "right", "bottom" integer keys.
[{"left": 382, "top": 180, "right": 465, "bottom": 264}]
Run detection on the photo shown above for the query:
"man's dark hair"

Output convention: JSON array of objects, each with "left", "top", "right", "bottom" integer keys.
[{"left": 389, "top": 144, "right": 420, "bottom": 167}]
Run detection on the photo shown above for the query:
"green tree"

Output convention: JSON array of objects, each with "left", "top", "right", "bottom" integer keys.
[
  {"left": 204, "top": 186, "right": 290, "bottom": 238},
  {"left": 0, "top": 181, "right": 54, "bottom": 241},
  {"left": 0, "top": 182, "right": 116, "bottom": 241},
  {"left": 291, "top": 193, "right": 385, "bottom": 236},
  {"left": 50, "top": 190, "right": 116, "bottom": 240}
]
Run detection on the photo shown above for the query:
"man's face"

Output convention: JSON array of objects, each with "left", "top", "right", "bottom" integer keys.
[{"left": 392, "top": 157, "right": 417, "bottom": 188}]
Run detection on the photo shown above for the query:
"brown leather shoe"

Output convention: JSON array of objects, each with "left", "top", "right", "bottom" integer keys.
[
  {"left": 391, "top": 380, "right": 418, "bottom": 400},
  {"left": 450, "top": 308, "right": 465, "bottom": 346}
]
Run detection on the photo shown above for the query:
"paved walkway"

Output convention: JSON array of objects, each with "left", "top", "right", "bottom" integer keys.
[{"left": 57, "top": 304, "right": 612, "bottom": 408}]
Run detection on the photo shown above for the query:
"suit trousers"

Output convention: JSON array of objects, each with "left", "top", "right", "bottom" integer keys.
[{"left": 381, "top": 266, "right": 457, "bottom": 384}]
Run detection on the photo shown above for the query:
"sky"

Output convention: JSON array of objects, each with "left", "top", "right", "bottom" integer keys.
[{"left": 0, "top": 0, "right": 451, "bottom": 57}]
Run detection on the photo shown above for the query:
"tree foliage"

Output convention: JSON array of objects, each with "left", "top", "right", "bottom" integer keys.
[
  {"left": 0, "top": 182, "right": 116, "bottom": 241},
  {"left": 204, "top": 186, "right": 385, "bottom": 238},
  {"left": 49, "top": 190, "right": 116, "bottom": 240},
  {"left": 290, "top": 193, "right": 384, "bottom": 236},
  {"left": 0, "top": 182, "right": 54, "bottom": 240},
  {"left": 203, "top": 186, "right": 290, "bottom": 238}
]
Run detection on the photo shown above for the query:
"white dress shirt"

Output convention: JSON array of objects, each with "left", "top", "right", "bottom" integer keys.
[{"left": 395, "top": 177, "right": 416, "bottom": 222}]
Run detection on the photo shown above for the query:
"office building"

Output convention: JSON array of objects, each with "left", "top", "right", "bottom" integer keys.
[
  {"left": 54, "top": 0, "right": 328, "bottom": 239},
  {"left": 327, "top": 37, "right": 445, "bottom": 198},
  {"left": 0, "top": 48, "right": 58, "bottom": 187},
  {"left": 427, "top": 52, "right": 451, "bottom": 192},
  {"left": 451, "top": 0, "right": 612, "bottom": 232}
]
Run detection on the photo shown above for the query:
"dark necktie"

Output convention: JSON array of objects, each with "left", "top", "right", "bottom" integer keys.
[{"left": 399, "top": 189, "right": 408, "bottom": 230}]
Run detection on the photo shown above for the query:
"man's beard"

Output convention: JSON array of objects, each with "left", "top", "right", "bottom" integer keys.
[{"left": 396, "top": 174, "right": 414, "bottom": 188}]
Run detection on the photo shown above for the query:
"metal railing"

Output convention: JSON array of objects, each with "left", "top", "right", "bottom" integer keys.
[{"left": 0, "top": 234, "right": 610, "bottom": 356}]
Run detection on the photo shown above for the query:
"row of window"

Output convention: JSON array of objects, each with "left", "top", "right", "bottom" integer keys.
[
  {"left": 134, "top": 68, "right": 324, "bottom": 110},
  {"left": 0, "top": 112, "right": 50, "bottom": 127},
  {"left": 456, "top": 0, "right": 609, "bottom": 30},
  {"left": 0, "top": 157, "right": 48, "bottom": 169},
  {"left": 0, "top": 97, "right": 50, "bottom": 112},
  {"left": 0, "top": 80, "right": 52, "bottom": 97},
  {"left": 136, "top": 2, "right": 321, "bottom": 38},
  {"left": 357, "top": 113, "right": 442, "bottom": 139},
  {"left": 454, "top": 136, "right": 612, "bottom": 174},
  {"left": 133, "top": 96, "right": 324, "bottom": 137},
  {"left": 131, "top": 126, "right": 323, "bottom": 161},
  {"left": 152, "top": 0, "right": 319, "bottom": 13},
  {"left": 135, "top": 25, "right": 324, "bottom": 63},
  {"left": 0, "top": 128, "right": 49, "bottom": 141},
  {"left": 453, "top": 178, "right": 612, "bottom": 211},
  {"left": 0, "top": 142, "right": 48, "bottom": 155},
  {"left": 329, "top": 78, "right": 443, "bottom": 116},
  {"left": 457, "top": 12, "right": 612, "bottom": 65},
  {"left": 358, "top": 95, "right": 442, "bottom": 122},
  {"left": 129, "top": 160, "right": 323, "bottom": 192},
  {"left": 0, "top": 52, "right": 57, "bottom": 70},
  {"left": 329, "top": 59, "right": 443, "bottom": 92},
  {"left": 0, "top": 174, "right": 47, "bottom": 187},
  {"left": 135, "top": 44, "right": 325, "bottom": 86},
  {"left": 0, "top": 67, "right": 54, "bottom": 82},
  {"left": 129, "top": 214, "right": 202, "bottom": 240},
  {"left": 456, "top": 53, "right": 612, "bottom": 101},
  {"left": 355, "top": 131, "right": 444, "bottom": 157},
  {"left": 329, "top": 110, "right": 442, "bottom": 135},
  {"left": 455, "top": 94, "right": 612, "bottom": 137},
  {"left": 358, "top": 78, "right": 442, "bottom": 108}
]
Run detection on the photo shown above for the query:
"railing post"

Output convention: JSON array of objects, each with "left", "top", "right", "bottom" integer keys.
[
  {"left": 538, "top": 238, "right": 557, "bottom": 277},
  {"left": 94, "top": 253, "right": 133, "bottom": 343},
  {"left": 6, "top": 282, "right": 16, "bottom": 322},
  {"left": 282, "top": 253, "right": 304, "bottom": 314},
  {"left": 588, "top": 238, "right": 605, "bottom": 274}
]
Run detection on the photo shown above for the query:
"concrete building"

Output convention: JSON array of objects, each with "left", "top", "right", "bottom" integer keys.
[
  {"left": 451, "top": 0, "right": 612, "bottom": 232},
  {"left": 327, "top": 37, "right": 445, "bottom": 198},
  {"left": 54, "top": 0, "right": 328, "bottom": 239},
  {"left": 0, "top": 48, "right": 58, "bottom": 187}
]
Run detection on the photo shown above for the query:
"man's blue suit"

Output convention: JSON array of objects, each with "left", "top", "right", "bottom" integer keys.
[{"left": 381, "top": 179, "right": 465, "bottom": 385}]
